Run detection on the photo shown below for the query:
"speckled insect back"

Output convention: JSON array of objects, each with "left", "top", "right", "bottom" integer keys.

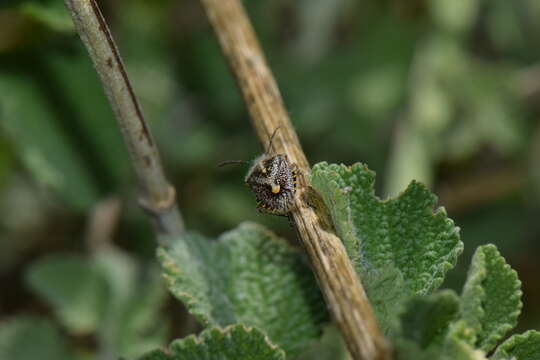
[
  {"left": 245, "top": 153, "right": 298, "bottom": 215},
  {"left": 219, "top": 127, "right": 299, "bottom": 216}
]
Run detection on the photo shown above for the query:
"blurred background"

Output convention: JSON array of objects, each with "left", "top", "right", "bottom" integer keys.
[{"left": 1, "top": 0, "right": 539, "bottom": 359}]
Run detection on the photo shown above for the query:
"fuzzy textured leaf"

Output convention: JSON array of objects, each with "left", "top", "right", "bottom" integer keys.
[
  {"left": 460, "top": 244, "right": 522, "bottom": 352},
  {"left": 394, "top": 290, "right": 462, "bottom": 360},
  {"left": 441, "top": 321, "right": 488, "bottom": 360},
  {"left": 492, "top": 330, "right": 540, "bottom": 360},
  {"left": 310, "top": 162, "right": 463, "bottom": 330},
  {"left": 400, "top": 290, "right": 460, "bottom": 349},
  {"left": 140, "top": 325, "right": 284, "bottom": 360},
  {"left": 159, "top": 222, "right": 327, "bottom": 357},
  {"left": 297, "top": 326, "right": 349, "bottom": 360}
]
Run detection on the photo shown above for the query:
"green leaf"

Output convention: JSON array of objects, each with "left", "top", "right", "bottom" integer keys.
[
  {"left": 159, "top": 222, "right": 327, "bottom": 357},
  {"left": 19, "top": 0, "right": 74, "bottom": 32},
  {"left": 399, "top": 290, "right": 460, "bottom": 349},
  {"left": 45, "top": 52, "right": 130, "bottom": 188},
  {"left": 297, "top": 325, "right": 349, "bottom": 360},
  {"left": 460, "top": 244, "right": 522, "bottom": 352},
  {"left": 441, "top": 321, "right": 488, "bottom": 360},
  {"left": 394, "top": 291, "right": 461, "bottom": 360},
  {"left": 0, "top": 71, "right": 99, "bottom": 210},
  {"left": 430, "top": 0, "right": 480, "bottom": 34},
  {"left": 25, "top": 250, "right": 169, "bottom": 359},
  {"left": 140, "top": 325, "right": 285, "bottom": 360},
  {"left": 384, "top": 121, "right": 433, "bottom": 197},
  {"left": 492, "top": 330, "right": 540, "bottom": 360},
  {"left": 25, "top": 254, "right": 108, "bottom": 334},
  {"left": 310, "top": 162, "right": 463, "bottom": 331},
  {"left": 0, "top": 316, "right": 75, "bottom": 360},
  {"left": 94, "top": 249, "right": 169, "bottom": 359}
]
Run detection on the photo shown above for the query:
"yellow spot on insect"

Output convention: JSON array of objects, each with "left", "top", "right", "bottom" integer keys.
[{"left": 272, "top": 184, "right": 281, "bottom": 194}]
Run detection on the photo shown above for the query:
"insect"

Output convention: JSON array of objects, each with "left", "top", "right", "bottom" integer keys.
[{"left": 219, "top": 128, "right": 299, "bottom": 216}]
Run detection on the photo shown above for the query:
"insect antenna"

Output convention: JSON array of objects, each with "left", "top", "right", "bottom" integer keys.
[
  {"left": 218, "top": 160, "right": 249, "bottom": 167},
  {"left": 265, "top": 126, "right": 281, "bottom": 154}
]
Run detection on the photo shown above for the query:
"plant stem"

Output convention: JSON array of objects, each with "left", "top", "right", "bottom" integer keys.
[
  {"left": 63, "top": 0, "right": 184, "bottom": 238},
  {"left": 199, "top": 1, "right": 390, "bottom": 359}
]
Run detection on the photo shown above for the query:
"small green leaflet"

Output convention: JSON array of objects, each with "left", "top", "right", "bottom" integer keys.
[
  {"left": 492, "top": 330, "right": 540, "bottom": 360},
  {"left": 394, "top": 244, "right": 524, "bottom": 360},
  {"left": 460, "top": 244, "right": 522, "bottom": 352}
]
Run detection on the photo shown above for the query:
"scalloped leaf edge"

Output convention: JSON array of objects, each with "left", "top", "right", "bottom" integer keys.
[
  {"left": 491, "top": 330, "right": 540, "bottom": 360},
  {"left": 139, "top": 324, "right": 285, "bottom": 360}
]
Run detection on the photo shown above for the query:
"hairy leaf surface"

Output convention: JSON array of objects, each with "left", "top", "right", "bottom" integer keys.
[
  {"left": 400, "top": 290, "right": 460, "bottom": 349},
  {"left": 441, "top": 321, "right": 488, "bottom": 360},
  {"left": 159, "top": 222, "right": 327, "bottom": 357},
  {"left": 140, "top": 325, "right": 285, "bottom": 360},
  {"left": 492, "top": 330, "right": 540, "bottom": 360},
  {"left": 460, "top": 244, "right": 522, "bottom": 352},
  {"left": 310, "top": 162, "right": 463, "bottom": 330}
]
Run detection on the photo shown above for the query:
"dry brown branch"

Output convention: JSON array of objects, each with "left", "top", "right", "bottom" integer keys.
[
  {"left": 64, "top": 0, "right": 183, "bottom": 238},
  {"left": 199, "top": 1, "right": 390, "bottom": 359}
]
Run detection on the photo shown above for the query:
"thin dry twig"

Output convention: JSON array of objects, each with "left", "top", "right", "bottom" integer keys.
[
  {"left": 199, "top": 1, "right": 390, "bottom": 359},
  {"left": 64, "top": 0, "right": 183, "bottom": 237}
]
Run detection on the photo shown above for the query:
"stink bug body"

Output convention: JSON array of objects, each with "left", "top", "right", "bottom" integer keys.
[
  {"left": 245, "top": 153, "right": 298, "bottom": 215},
  {"left": 219, "top": 128, "right": 299, "bottom": 216}
]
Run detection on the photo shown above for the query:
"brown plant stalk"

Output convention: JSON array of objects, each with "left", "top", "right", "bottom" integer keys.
[
  {"left": 199, "top": 1, "right": 390, "bottom": 359},
  {"left": 63, "top": 0, "right": 183, "bottom": 238}
]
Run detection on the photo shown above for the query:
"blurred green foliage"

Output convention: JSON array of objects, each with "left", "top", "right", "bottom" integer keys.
[{"left": 1, "top": 0, "right": 540, "bottom": 359}]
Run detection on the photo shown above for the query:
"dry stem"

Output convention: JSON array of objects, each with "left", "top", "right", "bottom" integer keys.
[
  {"left": 64, "top": 0, "right": 183, "bottom": 237},
  {"left": 199, "top": 1, "right": 390, "bottom": 359}
]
